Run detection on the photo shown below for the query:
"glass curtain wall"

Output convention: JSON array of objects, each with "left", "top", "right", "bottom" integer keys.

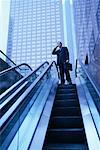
[{"left": 6, "top": 0, "right": 64, "bottom": 69}]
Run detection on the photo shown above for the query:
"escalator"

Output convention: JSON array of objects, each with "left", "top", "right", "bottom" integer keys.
[
  {"left": 0, "top": 62, "right": 34, "bottom": 95},
  {"left": 43, "top": 84, "right": 88, "bottom": 150},
  {"left": 0, "top": 50, "right": 33, "bottom": 94},
  {"left": 0, "top": 61, "right": 49, "bottom": 103},
  {"left": 0, "top": 59, "right": 100, "bottom": 150},
  {"left": 0, "top": 61, "right": 57, "bottom": 150},
  {"left": 29, "top": 69, "right": 100, "bottom": 150}
]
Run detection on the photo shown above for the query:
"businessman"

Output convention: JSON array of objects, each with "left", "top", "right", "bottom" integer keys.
[{"left": 52, "top": 41, "right": 72, "bottom": 84}]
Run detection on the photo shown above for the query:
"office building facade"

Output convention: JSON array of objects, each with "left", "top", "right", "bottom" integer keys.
[
  {"left": 7, "top": 0, "right": 64, "bottom": 69},
  {"left": 73, "top": 0, "right": 100, "bottom": 91}
]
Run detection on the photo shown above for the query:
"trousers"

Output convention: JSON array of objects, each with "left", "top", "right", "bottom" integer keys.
[{"left": 59, "top": 63, "right": 71, "bottom": 84}]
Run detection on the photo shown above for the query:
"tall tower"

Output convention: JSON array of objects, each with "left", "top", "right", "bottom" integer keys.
[
  {"left": 73, "top": 0, "right": 100, "bottom": 91},
  {"left": 6, "top": 0, "right": 64, "bottom": 69},
  {"left": 73, "top": 0, "right": 100, "bottom": 64}
]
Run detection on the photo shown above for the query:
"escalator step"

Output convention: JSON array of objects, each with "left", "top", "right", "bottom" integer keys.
[
  {"left": 54, "top": 100, "right": 79, "bottom": 107},
  {"left": 57, "top": 89, "right": 76, "bottom": 94},
  {"left": 56, "top": 94, "right": 78, "bottom": 100},
  {"left": 46, "top": 128, "right": 85, "bottom": 143},
  {"left": 44, "top": 143, "right": 88, "bottom": 150},
  {"left": 58, "top": 84, "right": 76, "bottom": 89},
  {"left": 52, "top": 107, "right": 81, "bottom": 116},
  {"left": 49, "top": 116, "right": 83, "bottom": 128}
]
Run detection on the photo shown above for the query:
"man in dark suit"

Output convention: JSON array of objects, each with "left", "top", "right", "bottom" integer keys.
[{"left": 52, "top": 41, "right": 72, "bottom": 84}]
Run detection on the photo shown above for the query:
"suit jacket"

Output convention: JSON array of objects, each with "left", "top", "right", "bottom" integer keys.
[{"left": 52, "top": 46, "right": 69, "bottom": 66}]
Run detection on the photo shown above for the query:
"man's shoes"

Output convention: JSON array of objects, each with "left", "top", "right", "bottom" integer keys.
[
  {"left": 60, "top": 80, "right": 65, "bottom": 85},
  {"left": 68, "top": 81, "right": 72, "bottom": 84},
  {"left": 60, "top": 81, "right": 65, "bottom": 85},
  {"left": 60, "top": 83, "right": 65, "bottom": 85}
]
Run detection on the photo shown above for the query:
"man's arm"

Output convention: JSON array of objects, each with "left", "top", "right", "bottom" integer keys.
[{"left": 52, "top": 46, "right": 59, "bottom": 55}]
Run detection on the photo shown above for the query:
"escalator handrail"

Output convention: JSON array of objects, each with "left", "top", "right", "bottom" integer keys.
[
  {"left": 0, "top": 61, "right": 58, "bottom": 127},
  {"left": 76, "top": 77, "right": 100, "bottom": 149},
  {"left": 0, "top": 63, "right": 33, "bottom": 76},
  {"left": 0, "top": 81, "right": 28, "bottom": 112},
  {"left": 0, "top": 61, "right": 49, "bottom": 100},
  {"left": 0, "top": 50, "right": 17, "bottom": 66},
  {"left": 79, "top": 59, "right": 100, "bottom": 98}
]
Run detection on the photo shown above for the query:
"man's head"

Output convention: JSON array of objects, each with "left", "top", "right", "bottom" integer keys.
[{"left": 57, "top": 41, "right": 62, "bottom": 48}]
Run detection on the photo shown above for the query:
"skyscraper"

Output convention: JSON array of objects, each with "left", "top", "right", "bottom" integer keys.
[
  {"left": 6, "top": 0, "right": 64, "bottom": 69},
  {"left": 73, "top": 0, "right": 100, "bottom": 91},
  {"left": 73, "top": 0, "right": 100, "bottom": 64}
]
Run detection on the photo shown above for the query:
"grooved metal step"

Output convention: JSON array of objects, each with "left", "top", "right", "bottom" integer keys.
[
  {"left": 58, "top": 84, "right": 76, "bottom": 89},
  {"left": 52, "top": 107, "right": 81, "bottom": 116},
  {"left": 44, "top": 143, "right": 88, "bottom": 150},
  {"left": 47, "top": 128, "right": 85, "bottom": 143},
  {"left": 54, "top": 100, "right": 79, "bottom": 107},
  {"left": 57, "top": 89, "right": 76, "bottom": 94},
  {"left": 50, "top": 116, "right": 83, "bottom": 128},
  {"left": 56, "top": 94, "right": 78, "bottom": 100}
]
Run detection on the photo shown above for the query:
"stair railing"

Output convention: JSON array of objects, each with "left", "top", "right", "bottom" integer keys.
[
  {"left": 76, "top": 59, "right": 100, "bottom": 142},
  {"left": 0, "top": 61, "right": 58, "bottom": 150},
  {"left": 0, "top": 63, "right": 33, "bottom": 76},
  {"left": 0, "top": 50, "right": 17, "bottom": 67},
  {"left": 0, "top": 61, "right": 49, "bottom": 103},
  {"left": 0, "top": 50, "right": 33, "bottom": 76}
]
